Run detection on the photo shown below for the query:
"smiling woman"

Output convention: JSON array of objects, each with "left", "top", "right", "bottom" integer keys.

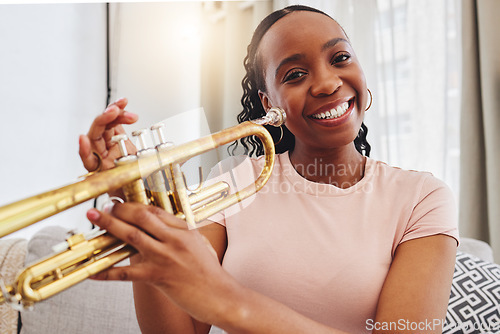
[
  {"left": 0, "top": 1, "right": 466, "bottom": 333},
  {"left": 80, "top": 5, "right": 459, "bottom": 334}
]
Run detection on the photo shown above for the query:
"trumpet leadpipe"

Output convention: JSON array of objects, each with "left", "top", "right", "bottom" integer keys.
[{"left": 189, "top": 181, "right": 229, "bottom": 212}]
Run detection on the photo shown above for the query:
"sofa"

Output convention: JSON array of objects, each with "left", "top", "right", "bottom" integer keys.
[{"left": 0, "top": 226, "right": 499, "bottom": 334}]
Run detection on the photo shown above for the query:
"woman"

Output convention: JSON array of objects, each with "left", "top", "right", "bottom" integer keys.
[{"left": 80, "top": 5, "right": 458, "bottom": 334}]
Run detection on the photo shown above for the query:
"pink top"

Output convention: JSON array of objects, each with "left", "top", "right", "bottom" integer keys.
[{"left": 206, "top": 152, "right": 459, "bottom": 333}]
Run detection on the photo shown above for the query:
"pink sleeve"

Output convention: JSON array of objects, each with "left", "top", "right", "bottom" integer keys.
[{"left": 400, "top": 174, "right": 459, "bottom": 245}]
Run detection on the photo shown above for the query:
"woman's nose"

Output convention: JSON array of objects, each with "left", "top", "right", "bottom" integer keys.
[{"left": 310, "top": 68, "right": 342, "bottom": 97}]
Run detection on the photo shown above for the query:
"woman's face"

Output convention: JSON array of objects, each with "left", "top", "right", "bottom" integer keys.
[{"left": 257, "top": 11, "right": 368, "bottom": 154}]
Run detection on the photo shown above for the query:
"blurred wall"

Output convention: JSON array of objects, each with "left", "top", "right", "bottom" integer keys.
[
  {"left": 0, "top": 3, "right": 107, "bottom": 239},
  {"left": 0, "top": 2, "right": 213, "bottom": 240}
]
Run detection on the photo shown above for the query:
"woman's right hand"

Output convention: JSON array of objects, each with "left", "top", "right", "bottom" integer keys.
[{"left": 79, "top": 97, "right": 139, "bottom": 173}]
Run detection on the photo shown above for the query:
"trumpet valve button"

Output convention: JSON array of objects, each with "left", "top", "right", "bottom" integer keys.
[
  {"left": 111, "top": 134, "right": 129, "bottom": 157},
  {"left": 151, "top": 123, "right": 168, "bottom": 145},
  {"left": 132, "top": 129, "right": 150, "bottom": 150}
]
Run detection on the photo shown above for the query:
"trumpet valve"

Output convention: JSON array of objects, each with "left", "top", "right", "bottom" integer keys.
[
  {"left": 111, "top": 134, "right": 130, "bottom": 157},
  {"left": 132, "top": 129, "right": 151, "bottom": 151},
  {"left": 151, "top": 123, "right": 174, "bottom": 149}
]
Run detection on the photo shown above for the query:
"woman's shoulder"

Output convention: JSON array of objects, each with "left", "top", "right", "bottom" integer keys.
[{"left": 368, "top": 158, "right": 451, "bottom": 194}]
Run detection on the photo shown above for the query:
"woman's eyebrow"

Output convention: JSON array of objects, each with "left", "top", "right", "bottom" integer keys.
[
  {"left": 275, "top": 53, "right": 304, "bottom": 78},
  {"left": 321, "top": 37, "right": 350, "bottom": 51}
]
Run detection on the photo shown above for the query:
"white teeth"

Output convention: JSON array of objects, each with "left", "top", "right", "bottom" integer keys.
[{"left": 311, "top": 101, "right": 350, "bottom": 120}]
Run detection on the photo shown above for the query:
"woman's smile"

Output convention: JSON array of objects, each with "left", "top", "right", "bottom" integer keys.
[{"left": 308, "top": 97, "right": 355, "bottom": 126}]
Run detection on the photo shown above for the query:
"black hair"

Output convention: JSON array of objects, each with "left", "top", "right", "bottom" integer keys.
[{"left": 229, "top": 5, "right": 371, "bottom": 157}]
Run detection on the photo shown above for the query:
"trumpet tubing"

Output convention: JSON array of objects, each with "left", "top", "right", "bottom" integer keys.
[{"left": 0, "top": 107, "right": 285, "bottom": 309}]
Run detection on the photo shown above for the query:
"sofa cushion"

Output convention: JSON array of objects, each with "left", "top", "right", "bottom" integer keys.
[
  {"left": 0, "top": 238, "right": 28, "bottom": 334},
  {"left": 444, "top": 252, "right": 500, "bottom": 333},
  {"left": 20, "top": 226, "right": 141, "bottom": 334}
]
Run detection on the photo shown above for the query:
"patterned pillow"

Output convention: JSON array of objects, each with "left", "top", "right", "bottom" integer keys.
[{"left": 443, "top": 252, "right": 500, "bottom": 333}]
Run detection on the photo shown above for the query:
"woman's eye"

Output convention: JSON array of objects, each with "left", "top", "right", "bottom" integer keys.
[
  {"left": 283, "top": 70, "right": 306, "bottom": 83},
  {"left": 331, "top": 53, "right": 351, "bottom": 65}
]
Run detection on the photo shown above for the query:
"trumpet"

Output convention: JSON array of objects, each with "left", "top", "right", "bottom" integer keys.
[{"left": 0, "top": 107, "right": 286, "bottom": 309}]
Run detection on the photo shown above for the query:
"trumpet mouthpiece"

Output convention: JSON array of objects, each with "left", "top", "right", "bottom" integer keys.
[
  {"left": 267, "top": 107, "right": 286, "bottom": 126},
  {"left": 252, "top": 107, "right": 286, "bottom": 127}
]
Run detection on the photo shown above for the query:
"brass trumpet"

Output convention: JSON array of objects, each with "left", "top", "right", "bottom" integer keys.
[{"left": 0, "top": 107, "right": 286, "bottom": 309}]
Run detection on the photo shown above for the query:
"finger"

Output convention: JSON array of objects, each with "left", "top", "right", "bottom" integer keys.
[
  {"left": 87, "top": 208, "right": 165, "bottom": 254},
  {"left": 102, "top": 127, "right": 117, "bottom": 148},
  {"left": 87, "top": 203, "right": 180, "bottom": 252},
  {"left": 78, "top": 134, "right": 99, "bottom": 171},
  {"left": 87, "top": 107, "right": 137, "bottom": 142},
  {"left": 104, "top": 112, "right": 138, "bottom": 130},
  {"left": 112, "top": 203, "right": 189, "bottom": 232},
  {"left": 104, "top": 97, "right": 137, "bottom": 129},
  {"left": 102, "top": 126, "right": 124, "bottom": 151},
  {"left": 90, "top": 265, "right": 152, "bottom": 282},
  {"left": 146, "top": 205, "right": 190, "bottom": 230},
  {"left": 109, "top": 97, "right": 128, "bottom": 109},
  {"left": 87, "top": 106, "right": 121, "bottom": 156}
]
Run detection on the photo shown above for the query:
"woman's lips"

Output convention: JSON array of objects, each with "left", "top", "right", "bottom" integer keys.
[{"left": 308, "top": 98, "right": 354, "bottom": 126}]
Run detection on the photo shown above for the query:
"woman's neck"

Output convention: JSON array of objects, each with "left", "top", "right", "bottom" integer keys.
[{"left": 289, "top": 143, "right": 366, "bottom": 189}]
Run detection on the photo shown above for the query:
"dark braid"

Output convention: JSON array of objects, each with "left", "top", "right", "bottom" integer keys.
[{"left": 229, "top": 5, "right": 371, "bottom": 157}]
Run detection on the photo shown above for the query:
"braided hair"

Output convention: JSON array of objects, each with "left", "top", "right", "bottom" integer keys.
[{"left": 229, "top": 5, "right": 371, "bottom": 157}]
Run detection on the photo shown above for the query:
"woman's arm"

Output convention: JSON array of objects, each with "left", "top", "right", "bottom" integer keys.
[
  {"left": 372, "top": 235, "right": 457, "bottom": 334},
  {"left": 87, "top": 203, "right": 456, "bottom": 334}
]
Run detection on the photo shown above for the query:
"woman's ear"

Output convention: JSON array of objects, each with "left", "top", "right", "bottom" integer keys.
[{"left": 258, "top": 90, "right": 272, "bottom": 111}]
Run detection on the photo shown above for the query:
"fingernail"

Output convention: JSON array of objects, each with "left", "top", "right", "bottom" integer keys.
[
  {"left": 115, "top": 97, "right": 126, "bottom": 103},
  {"left": 87, "top": 208, "right": 101, "bottom": 221}
]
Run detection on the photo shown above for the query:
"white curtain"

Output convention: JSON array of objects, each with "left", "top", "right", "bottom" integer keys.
[
  {"left": 460, "top": 0, "right": 500, "bottom": 261},
  {"left": 275, "top": 0, "right": 462, "bottom": 201}
]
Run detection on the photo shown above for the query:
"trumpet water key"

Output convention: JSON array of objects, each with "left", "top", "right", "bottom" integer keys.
[{"left": 0, "top": 107, "right": 286, "bottom": 309}]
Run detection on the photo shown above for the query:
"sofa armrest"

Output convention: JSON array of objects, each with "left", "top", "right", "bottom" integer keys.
[
  {"left": 0, "top": 238, "right": 28, "bottom": 334},
  {"left": 457, "top": 237, "right": 495, "bottom": 263}
]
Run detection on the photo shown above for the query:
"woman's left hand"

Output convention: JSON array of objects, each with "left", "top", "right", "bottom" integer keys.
[{"left": 86, "top": 203, "right": 238, "bottom": 325}]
